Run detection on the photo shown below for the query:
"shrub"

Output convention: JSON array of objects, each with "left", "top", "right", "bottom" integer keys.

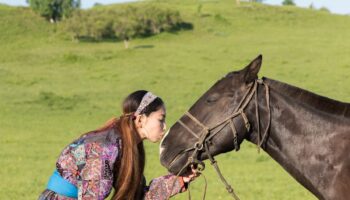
[{"left": 62, "top": 5, "right": 192, "bottom": 47}]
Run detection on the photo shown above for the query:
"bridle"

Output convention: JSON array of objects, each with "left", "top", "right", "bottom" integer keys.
[{"left": 167, "top": 79, "right": 271, "bottom": 200}]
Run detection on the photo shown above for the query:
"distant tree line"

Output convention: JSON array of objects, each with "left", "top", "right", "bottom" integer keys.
[{"left": 62, "top": 5, "right": 192, "bottom": 48}]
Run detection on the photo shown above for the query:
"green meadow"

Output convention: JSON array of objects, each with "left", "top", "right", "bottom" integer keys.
[{"left": 1, "top": 0, "right": 350, "bottom": 199}]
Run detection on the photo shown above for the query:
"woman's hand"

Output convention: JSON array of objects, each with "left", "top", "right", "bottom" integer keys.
[{"left": 181, "top": 166, "right": 200, "bottom": 183}]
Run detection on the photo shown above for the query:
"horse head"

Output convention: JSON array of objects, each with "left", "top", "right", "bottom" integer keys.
[{"left": 160, "top": 55, "right": 263, "bottom": 175}]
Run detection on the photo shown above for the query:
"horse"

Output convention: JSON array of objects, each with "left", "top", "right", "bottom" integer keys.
[{"left": 159, "top": 55, "right": 350, "bottom": 200}]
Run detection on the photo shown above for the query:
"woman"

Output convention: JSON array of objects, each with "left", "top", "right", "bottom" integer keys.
[{"left": 39, "top": 90, "right": 196, "bottom": 200}]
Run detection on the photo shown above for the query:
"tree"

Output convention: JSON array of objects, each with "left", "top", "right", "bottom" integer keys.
[
  {"left": 28, "top": 0, "right": 80, "bottom": 22},
  {"left": 282, "top": 0, "right": 295, "bottom": 6}
]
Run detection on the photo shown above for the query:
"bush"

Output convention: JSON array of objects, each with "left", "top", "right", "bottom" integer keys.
[{"left": 62, "top": 5, "right": 192, "bottom": 46}]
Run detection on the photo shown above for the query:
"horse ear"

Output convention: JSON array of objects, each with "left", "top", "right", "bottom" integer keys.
[{"left": 242, "top": 54, "right": 262, "bottom": 83}]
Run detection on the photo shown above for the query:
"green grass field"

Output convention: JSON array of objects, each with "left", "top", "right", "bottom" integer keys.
[{"left": 1, "top": 1, "right": 350, "bottom": 199}]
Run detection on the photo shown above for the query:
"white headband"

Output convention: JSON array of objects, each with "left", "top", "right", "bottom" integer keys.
[{"left": 134, "top": 92, "right": 158, "bottom": 116}]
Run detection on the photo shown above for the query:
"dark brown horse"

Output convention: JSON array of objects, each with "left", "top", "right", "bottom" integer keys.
[{"left": 160, "top": 55, "right": 350, "bottom": 200}]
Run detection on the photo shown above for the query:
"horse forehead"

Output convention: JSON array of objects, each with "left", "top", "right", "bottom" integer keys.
[{"left": 210, "top": 79, "right": 235, "bottom": 93}]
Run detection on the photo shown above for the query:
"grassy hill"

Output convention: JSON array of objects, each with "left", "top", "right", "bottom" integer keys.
[{"left": 1, "top": 1, "right": 350, "bottom": 199}]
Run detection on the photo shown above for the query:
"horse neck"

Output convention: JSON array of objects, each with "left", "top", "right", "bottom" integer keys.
[{"left": 244, "top": 78, "right": 350, "bottom": 199}]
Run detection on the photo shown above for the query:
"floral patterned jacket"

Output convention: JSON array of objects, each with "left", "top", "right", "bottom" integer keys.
[{"left": 39, "top": 128, "right": 185, "bottom": 200}]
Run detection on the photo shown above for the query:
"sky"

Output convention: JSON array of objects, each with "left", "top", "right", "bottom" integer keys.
[{"left": 0, "top": 0, "right": 349, "bottom": 15}]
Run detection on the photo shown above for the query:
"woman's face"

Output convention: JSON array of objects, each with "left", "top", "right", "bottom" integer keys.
[{"left": 141, "top": 105, "right": 167, "bottom": 142}]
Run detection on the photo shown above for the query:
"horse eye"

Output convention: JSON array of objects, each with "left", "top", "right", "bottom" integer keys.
[{"left": 206, "top": 94, "right": 219, "bottom": 103}]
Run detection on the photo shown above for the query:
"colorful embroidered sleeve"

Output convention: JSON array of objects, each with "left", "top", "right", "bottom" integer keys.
[{"left": 144, "top": 174, "right": 187, "bottom": 200}]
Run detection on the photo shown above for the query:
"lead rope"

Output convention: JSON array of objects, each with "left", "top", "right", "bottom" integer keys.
[
  {"left": 187, "top": 170, "right": 207, "bottom": 200},
  {"left": 205, "top": 142, "right": 241, "bottom": 200},
  {"left": 165, "top": 165, "right": 207, "bottom": 200},
  {"left": 166, "top": 148, "right": 205, "bottom": 200}
]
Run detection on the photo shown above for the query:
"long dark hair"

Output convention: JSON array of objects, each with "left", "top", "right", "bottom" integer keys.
[{"left": 94, "top": 90, "right": 164, "bottom": 200}]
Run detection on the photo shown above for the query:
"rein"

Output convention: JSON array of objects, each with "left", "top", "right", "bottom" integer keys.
[{"left": 167, "top": 79, "right": 271, "bottom": 200}]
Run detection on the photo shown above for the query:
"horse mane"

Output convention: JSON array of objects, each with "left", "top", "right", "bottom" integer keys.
[{"left": 263, "top": 77, "right": 350, "bottom": 118}]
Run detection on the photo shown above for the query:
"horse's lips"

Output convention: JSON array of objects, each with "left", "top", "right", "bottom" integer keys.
[
  {"left": 159, "top": 130, "right": 170, "bottom": 156},
  {"left": 160, "top": 129, "right": 186, "bottom": 173}
]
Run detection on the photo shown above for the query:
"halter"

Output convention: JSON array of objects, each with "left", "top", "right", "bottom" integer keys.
[{"left": 167, "top": 79, "right": 271, "bottom": 200}]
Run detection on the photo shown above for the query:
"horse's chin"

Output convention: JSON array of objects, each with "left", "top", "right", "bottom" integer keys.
[
  {"left": 170, "top": 165, "right": 192, "bottom": 176},
  {"left": 166, "top": 154, "right": 191, "bottom": 175}
]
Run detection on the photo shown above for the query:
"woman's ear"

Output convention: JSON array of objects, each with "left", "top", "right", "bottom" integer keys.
[
  {"left": 135, "top": 114, "right": 147, "bottom": 128},
  {"left": 134, "top": 115, "right": 143, "bottom": 128}
]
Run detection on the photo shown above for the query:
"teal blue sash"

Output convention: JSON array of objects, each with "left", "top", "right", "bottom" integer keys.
[{"left": 47, "top": 170, "right": 78, "bottom": 198}]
